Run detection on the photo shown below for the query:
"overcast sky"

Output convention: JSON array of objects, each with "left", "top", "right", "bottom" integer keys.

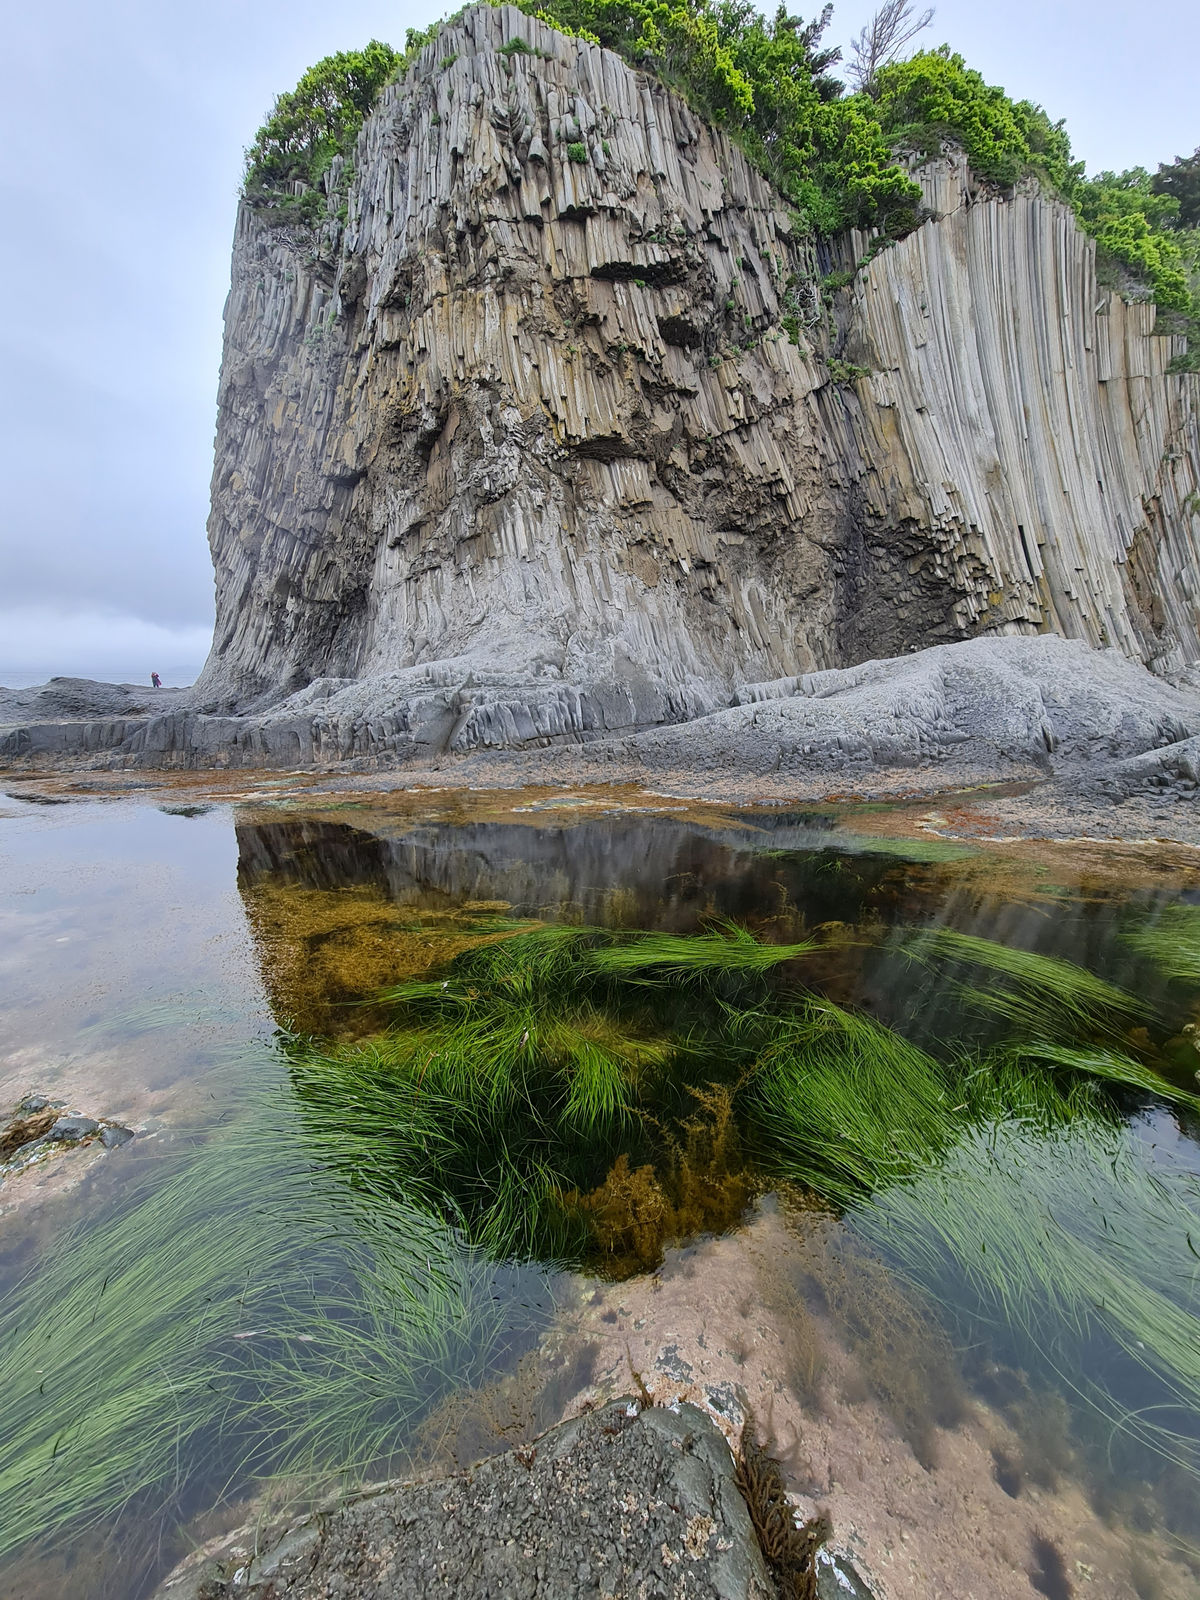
[{"left": 0, "top": 0, "right": 1195, "bottom": 684}]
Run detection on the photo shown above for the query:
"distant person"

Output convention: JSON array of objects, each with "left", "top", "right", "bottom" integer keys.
[{"left": 150, "top": 671, "right": 162, "bottom": 689}]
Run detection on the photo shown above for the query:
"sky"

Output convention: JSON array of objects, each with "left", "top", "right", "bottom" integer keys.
[{"left": 0, "top": 0, "right": 1196, "bottom": 686}]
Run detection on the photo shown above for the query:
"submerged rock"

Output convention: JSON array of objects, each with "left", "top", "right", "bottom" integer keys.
[
  {"left": 46, "top": 1115, "right": 100, "bottom": 1142},
  {"left": 156, "top": 1401, "right": 784, "bottom": 1600},
  {"left": 0, "top": 1098, "right": 135, "bottom": 1177},
  {"left": 0, "top": 1109, "right": 58, "bottom": 1161}
]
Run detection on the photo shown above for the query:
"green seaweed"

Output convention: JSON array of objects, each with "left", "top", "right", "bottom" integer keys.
[
  {"left": 0, "top": 1087, "right": 515, "bottom": 1562},
  {"left": 859, "top": 1117, "right": 1200, "bottom": 1477},
  {"left": 900, "top": 926, "right": 1151, "bottom": 1032},
  {"left": 8, "top": 909, "right": 1200, "bottom": 1572},
  {"left": 586, "top": 923, "right": 818, "bottom": 983},
  {"left": 1124, "top": 904, "right": 1200, "bottom": 986},
  {"left": 747, "top": 1001, "right": 957, "bottom": 1203}
]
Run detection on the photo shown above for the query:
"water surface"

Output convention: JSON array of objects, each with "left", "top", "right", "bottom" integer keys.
[{"left": 2, "top": 788, "right": 1198, "bottom": 1599}]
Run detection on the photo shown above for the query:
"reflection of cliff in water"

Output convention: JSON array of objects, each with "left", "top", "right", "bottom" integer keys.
[
  {"left": 235, "top": 811, "right": 922, "bottom": 931},
  {"left": 234, "top": 808, "right": 1186, "bottom": 1039}
]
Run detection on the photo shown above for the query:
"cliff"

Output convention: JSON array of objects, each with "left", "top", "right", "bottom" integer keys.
[
  {"left": 840, "top": 158, "right": 1200, "bottom": 675},
  {"left": 194, "top": 3, "right": 1199, "bottom": 751},
  {"left": 3, "top": 3, "right": 1199, "bottom": 778}
]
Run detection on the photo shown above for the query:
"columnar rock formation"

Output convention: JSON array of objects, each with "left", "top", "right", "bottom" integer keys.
[
  {"left": 188, "top": 3, "right": 1199, "bottom": 763},
  {"left": 201, "top": 1, "right": 845, "bottom": 745},
  {"left": 841, "top": 158, "right": 1200, "bottom": 675},
  {"left": 2, "top": 4, "right": 1198, "bottom": 775}
]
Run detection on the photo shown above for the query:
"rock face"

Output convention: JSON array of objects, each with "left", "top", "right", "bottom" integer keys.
[
  {"left": 839, "top": 158, "right": 1200, "bottom": 677},
  {"left": 153, "top": 1400, "right": 782, "bottom": 1600},
  {"left": 2, "top": 3, "right": 1199, "bottom": 775},
  {"left": 193, "top": 4, "right": 1199, "bottom": 737},
  {"left": 201, "top": 1, "right": 850, "bottom": 744}
]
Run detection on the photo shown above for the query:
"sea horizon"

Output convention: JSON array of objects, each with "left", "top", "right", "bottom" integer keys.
[{"left": 0, "top": 665, "right": 203, "bottom": 692}]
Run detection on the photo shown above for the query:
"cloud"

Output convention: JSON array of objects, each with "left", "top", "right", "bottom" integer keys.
[
  {"left": 0, "top": 0, "right": 430, "bottom": 677},
  {"left": 0, "top": 608, "right": 212, "bottom": 688}
]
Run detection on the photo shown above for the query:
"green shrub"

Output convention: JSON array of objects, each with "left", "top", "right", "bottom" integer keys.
[
  {"left": 827, "top": 356, "right": 871, "bottom": 384},
  {"left": 247, "top": 7, "right": 1200, "bottom": 317},
  {"left": 244, "top": 42, "right": 400, "bottom": 201},
  {"left": 1152, "top": 146, "right": 1200, "bottom": 229},
  {"left": 873, "top": 47, "right": 1076, "bottom": 190},
  {"left": 1075, "top": 168, "right": 1192, "bottom": 312}
]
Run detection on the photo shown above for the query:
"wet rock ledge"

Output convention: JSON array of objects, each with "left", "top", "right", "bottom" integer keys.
[
  {"left": 156, "top": 1400, "right": 868, "bottom": 1600},
  {"left": 0, "top": 1095, "right": 134, "bottom": 1178}
]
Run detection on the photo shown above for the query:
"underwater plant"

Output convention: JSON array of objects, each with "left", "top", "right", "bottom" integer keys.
[
  {"left": 1123, "top": 902, "right": 1200, "bottom": 987},
  {"left": 745, "top": 1001, "right": 959, "bottom": 1203},
  {"left": 293, "top": 924, "right": 801, "bottom": 1264},
  {"left": 0, "top": 1080, "right": 522, "bottom": 1563},
  {"left": 898, "top": 925, "right": 1152, "bottom": 1037},
  {"left": 859, "top": 1115, "right": 1200, "bottom": 1481},
  {"left": 7, "top": 906, "right": 1200, "bottom": 1576}
]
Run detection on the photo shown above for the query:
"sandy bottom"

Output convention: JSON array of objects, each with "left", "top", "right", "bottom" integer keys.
[
  {"left": 537, "top": 1203, "right": 1196, "bottom": 1600},
  {"left": 0, "top": 794, "right": 273, "bottom": 1224}
]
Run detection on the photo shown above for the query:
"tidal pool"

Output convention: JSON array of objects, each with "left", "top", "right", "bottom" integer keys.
[{"left": 1, "top": 785, "right": 1199, "bottom": 1599}]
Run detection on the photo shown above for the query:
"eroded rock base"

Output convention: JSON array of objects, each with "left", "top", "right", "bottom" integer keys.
[{"left": 3, "top": 639, "right": 1200, "bottom": 801}]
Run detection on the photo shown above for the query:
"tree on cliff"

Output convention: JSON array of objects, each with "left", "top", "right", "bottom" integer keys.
[
  {"left": 1152, "top": 147, "right": 1200, "bottom": 230},
  {"left": 1076, "top": 167, "right": 1192, "bottom": 312},
  {"left": 245, "top": 42, "right": 399, "bottom": 197},
  {"left": 847, "top": 0, "right": 934, "bottom": 95},
  {"left": 240, "top": 2, "right": 1199, "bottom": 329}
]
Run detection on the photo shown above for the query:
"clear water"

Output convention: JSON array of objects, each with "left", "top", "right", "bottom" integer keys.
[{"left": 1, "top": 787, "right": 1198, "bottom": 1599}]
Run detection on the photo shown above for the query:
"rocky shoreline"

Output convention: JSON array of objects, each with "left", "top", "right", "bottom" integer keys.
[
  {"left": 153, "top": 1399, "right": 871, "bottom": 1600},
  {"left": 3, "top": 639, "right": 1200, "bottom": 847}
]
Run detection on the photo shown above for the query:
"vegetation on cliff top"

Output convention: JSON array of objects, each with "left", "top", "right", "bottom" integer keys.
[
  {"left": 243, "top": 41, "right": 400, "bottom": 221},
  {"left": 242, "top": 2, "right": 1198, "bottom": 329}
]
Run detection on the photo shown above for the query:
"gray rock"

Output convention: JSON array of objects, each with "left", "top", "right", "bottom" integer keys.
[
  {"left": 0, "top": 678, "right": 189, "bottom": 725},
  {"left": 5, "top": 637, "right": 1200, "bottom": 801},
  {"left": 3, "top": 1137, "right": 50, "bottom": 1164},
  {"left": 154, "top": 1401, "right": 777, "bottom": 1600},
  {"left": 816, "top": 1547, "right": 876, "bottom": 1600},
  {"left": 5, "top": 790, "right": 71, "bottom": 804},
  {"left": 603, "top": 635, "right": 1200, "bottom": 784},
  {"left": 702, "top": 1385, "right": 744, "bottom": 1429},
  {"left": 655, "top": 1343, "right": 695, "bottom": 1384},
  {"left": 99, "top": 1124, "right": 135, "bottom": 1149},
  {"left": 46, "top": 1115, "right": 99, "bottom": 1143}
]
